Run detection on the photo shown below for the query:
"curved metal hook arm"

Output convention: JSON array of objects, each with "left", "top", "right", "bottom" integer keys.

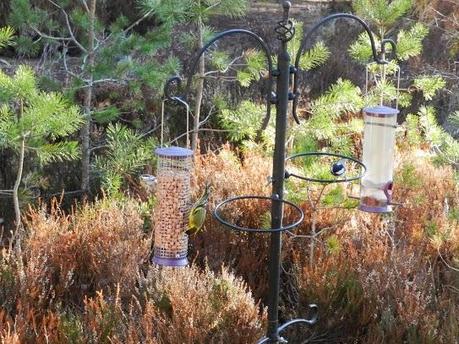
[
  {"left": 164, "top": 29, "right": 275, "bottom": 134},
  {"left": 256, "top": 304, "right": 318, "bottom": 343},
  {"left": 292, "top": 13, "right": 397, "bottom": 124}
]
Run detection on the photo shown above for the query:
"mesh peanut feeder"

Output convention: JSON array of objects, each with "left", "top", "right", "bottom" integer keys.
[{"left": 152, "top": 146, "right": 193, "bottom": 267}]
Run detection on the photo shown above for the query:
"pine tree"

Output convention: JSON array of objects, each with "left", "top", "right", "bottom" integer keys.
[
  {"left": 9, "top": 0, "right": 181, "bottom": 193},
  {"left": 0, "top": 66, "right": 82, "bottom": 229},
  {"left": 139, "top": 0, "right": 249, "bottom": 152},
  {"left": 349, "top": 0, "right": 445, "bottom": 107},
  {"left": 94, "top": 123, "right": 157, "bottom": 198},
  {"left": 218, "top": 20, "right": 331, "bottom": 151}
]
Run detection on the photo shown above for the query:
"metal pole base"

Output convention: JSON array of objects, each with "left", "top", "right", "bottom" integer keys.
[{"left": 257, "top": 304, "right": 319, "bottom": 344}]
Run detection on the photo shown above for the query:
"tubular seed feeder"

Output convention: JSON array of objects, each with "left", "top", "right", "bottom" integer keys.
[
  {"left": 359, "top": 106, "right": 399, "bottom": 213},
  {"left": 163, "top": 1, "right": 399, "bottom": 342},
  {"left": 152, "top": 146, "right": 193, "bottom": 267}
]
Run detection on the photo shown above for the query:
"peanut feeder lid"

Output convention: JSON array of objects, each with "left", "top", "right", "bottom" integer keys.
[{"left": 155, "top": 146, "right": 193, "bottom": 158}]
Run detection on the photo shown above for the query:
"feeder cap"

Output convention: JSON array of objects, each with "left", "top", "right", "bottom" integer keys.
[
  {"left": 155, "top": 146, "right": 193, "bottom": 157},
  {"left": 364, "top": 106, "right": 399, "bottom": 117}
]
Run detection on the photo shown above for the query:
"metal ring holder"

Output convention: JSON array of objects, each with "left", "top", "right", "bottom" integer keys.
[
  {"left": 214, "top": 195, "right": 304, "bottom": 233},
  {"left": 285, "top": 152, "right": 367, "bottom": 184},
  {"left": 163, "top": 1, "right": 397, "bottom": 341}
]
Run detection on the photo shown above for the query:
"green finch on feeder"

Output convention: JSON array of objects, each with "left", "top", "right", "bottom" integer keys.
[{"left": 186, "top": 183, "right": 210, "bottom": 236}]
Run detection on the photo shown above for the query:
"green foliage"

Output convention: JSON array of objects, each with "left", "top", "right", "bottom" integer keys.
[
  {"left": 94, "top": 123, "right": 157, "bottom": 197},
  {"left": 320, "top": 185, "right": 359, "bottom": 209},
  {"left": 10, "top": 0, "right": 180, "bottom": 89},
  {"left": 288, "top": 20, "right": 330, "bottom": 71},
  {"left": 404, "top": 106, "right": 459, "bottom": 167},
  {"left": 219, "top": 100, "right": 274, "bottom": 148},
  {"left": 312, "top": 79, "right": 364, "bottom": 120},
  {"left": 139, "top": 0, "right": 248, "bottom": 24},
  {"left": 92, "top": 106, "right": 122, "bottom": 124},
  {"left": 448, "top": 207, "right": 459, "bottom": 222},
  {"left": 396, "top": 23, "right": 429, "bottom": 61},
  {"left": 301, "top": 161, "right": 333, "bottom": 181},
  {"left": 326, "top": 234, "right": 341, "bottom": 255},
  {"left": 236, "top": 49, "right": 267, "bottom": 87},
  {"left": 349, "top": 23, "right": 428, "bottom": 64},
  {"left": 347, "top": 0, "right": 447, "bottom": 144},
  {"left": 413, "top": 75, "right": 446, "bottom": 101},
  {"left": 396, "top": 162, "right": 422, "bottom": 189},
  {"left": 450, "top": 111, "right": 459, "bottom": 127},
  {"left": 8, "top": 0, "right": 44, "bottom": 30},
  {"left": 424, "top": 220, "right": 438, "bottom": 239},
  {"left": 353, "top": 0, "right": 412, "bottom": 29},
  {"left": 260, "top": 211, "right": 271, "bottom": 230},
  {"left": 58, "top": 313, "right": 85, "bottom": 344},
  {"left": 0, "top": 26, "right": 15, "bottom": 49},
  {"left": 322, "top": 185, "right": 346, "bottom": 206},
  {"left": 404, "top": 114, "right": 422, "bottom": 146},
  {"left": 291, "top": 79, "right": 363, "bottom": 161},
  {"left": 303, "top": 78, "right": 363, "bottom": 149},
  {"left": 180, "top": 24, "right": 215, "bottom": 50},
  {"left": 0, "top": 66, "right": 82, "bottom": 162},
  {"left": 8, "top": 0, "right": 184, "bottom": 193},
  {"left": 364, "top": 78, "right": 399, "bottom": 106},
  {"left": 36, "top": 141, "right": 80, "bottom": 165},
  {"left": 348, "top": 32, "right": 375, "bottom": 62},
  {"left": 0, "top": 65, "right": 81, "bottom": 214},
  {"left": 419, "top": 106, "right": 446, "bottom": 146},
  {"left": 210, "top": 51, "right": 231, "bottom": 71},
  {"left": 138, "top": 0, "right": 189, "bottom": 25},
  {"left": 298, "top": 41, "right": 330, "bottom": 71}
]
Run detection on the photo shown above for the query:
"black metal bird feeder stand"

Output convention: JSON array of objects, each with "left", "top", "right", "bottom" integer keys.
[{"left": 164, "top": 1, "right": 396, "bottom": 342}]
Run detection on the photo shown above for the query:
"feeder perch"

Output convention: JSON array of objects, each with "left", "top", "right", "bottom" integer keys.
[
  {"left": 152, "top": 146, "right": 193, "bottom": 267},
  {"left": 359, "top": 106, "right": 399, "bottom": 213}
]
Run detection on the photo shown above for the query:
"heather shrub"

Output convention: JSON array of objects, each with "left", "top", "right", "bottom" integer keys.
[
  {"left": 192, "top": 145, "right": 274, "bottom": 298},
  {"left": 0, "top": 248, "right": 18, "bottom": 314},
  {"left": 21, "top": 198, "right": 150, "bottom": 310},
  {"left": 137, "top": 266, "right": 266, "bottom": 344},
  {"left": 0, "top": 196, "right": 266, "bottom": 343},
  {"left": 0, "top": 142, "right": 456, "bottom": 343},
  {"left": 292, "top": 154, "right": 459, "bottom": 343}
]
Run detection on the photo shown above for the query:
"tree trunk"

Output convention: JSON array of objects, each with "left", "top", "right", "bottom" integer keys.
[
  {"left": 13, "top": 137, "right": 25, "bottom": 231},
  {"left": 192, "top": 16, "right": 205, "bottom": 152},
  {"left": 81, "top": 0, "right": 97, "bottom": 193}
]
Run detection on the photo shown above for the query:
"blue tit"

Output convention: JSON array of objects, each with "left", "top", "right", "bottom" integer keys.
[{"left": 331, "top": 159, "right": 346, "bottom": 176}]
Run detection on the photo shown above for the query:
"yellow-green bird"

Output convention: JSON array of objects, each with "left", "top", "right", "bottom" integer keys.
[{"left": 186, "top": 183, "right": 210, "bottom": 236}]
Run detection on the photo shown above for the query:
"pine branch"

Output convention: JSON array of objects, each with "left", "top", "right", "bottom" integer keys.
[
  {"left": 46, "top": 0, "right": 88, "bottom": 53},
  {"left": 0, "top": 26, "right": 16, "bottom": 49},
  {"left": 413, "top": 75, "right": 446, "bottom": 101}
]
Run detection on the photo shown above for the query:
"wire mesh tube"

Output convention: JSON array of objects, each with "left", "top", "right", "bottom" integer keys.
[{"left": 152, "top": 147, "right": 193, "bottom": 267}]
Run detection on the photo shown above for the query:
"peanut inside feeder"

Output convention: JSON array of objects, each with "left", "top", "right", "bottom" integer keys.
[{"left": 152, "top": 146, "right": 193, "bottom": 267}]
